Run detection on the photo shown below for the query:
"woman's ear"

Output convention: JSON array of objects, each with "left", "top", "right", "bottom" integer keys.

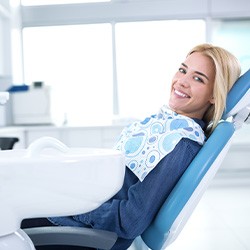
[{"left": 209, "top": 96, "right": 215, "bottom": 104}]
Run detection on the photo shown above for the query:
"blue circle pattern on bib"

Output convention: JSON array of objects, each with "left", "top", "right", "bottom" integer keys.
[{"left": 115, "top": 106, "right": 205, "bottom": 181}]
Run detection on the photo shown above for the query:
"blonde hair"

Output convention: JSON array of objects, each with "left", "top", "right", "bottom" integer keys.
[{"left": 187, "top": 44, "right": 241, "bottom": 134}]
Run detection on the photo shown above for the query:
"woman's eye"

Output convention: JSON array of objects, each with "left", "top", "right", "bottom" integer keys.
[
  {"left": 179, "top": 67, "right": 186, "bottom": 74},
  {"left": 194, "top": 76, "right": 204, "bottom": 83}
]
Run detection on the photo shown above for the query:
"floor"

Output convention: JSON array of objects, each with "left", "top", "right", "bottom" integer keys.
[{"left": 166, "top": 169, "right": 250, "bottom": 250}]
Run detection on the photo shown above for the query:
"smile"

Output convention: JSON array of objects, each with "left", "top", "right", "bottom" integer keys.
[{"left": 174, "top": 89, "right": 190, "bottom": 98}]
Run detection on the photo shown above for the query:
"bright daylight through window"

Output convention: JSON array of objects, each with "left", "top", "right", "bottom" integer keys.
[
  {"left": 23, "top": 24, "right": 113, "bottom": 125},
  {"left": 116, "top": 20, "right": 205, "bottom": 119},
  {"left": 22, "top": 20, "right": 205, "bottom": 125}
]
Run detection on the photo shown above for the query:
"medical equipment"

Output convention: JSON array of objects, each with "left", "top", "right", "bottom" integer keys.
[
  {"left": 11, "top": 85, "right": 53, "bottom": 125},
  {"left": 19, "top": 68, "right": 250, "bottom": 250},
  {"left": 0, "top": 132, "right": 125, "bottom": 249}
]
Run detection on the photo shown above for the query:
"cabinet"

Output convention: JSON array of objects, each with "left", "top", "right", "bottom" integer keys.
[
  {"left": 0, "top": 125, "right": 124, "bottom": 149},
  {"left": 1, "top": 124, "right": 250, "bottom": 171}
]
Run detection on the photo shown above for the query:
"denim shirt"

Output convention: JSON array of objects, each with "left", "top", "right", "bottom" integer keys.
[{"left": 49, "top": 119, "right": 205, "bottom": 250}]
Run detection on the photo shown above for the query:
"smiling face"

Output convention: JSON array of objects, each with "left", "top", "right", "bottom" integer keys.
[{"left": 168, "top": 52, "right": 215, "bottom": 120}]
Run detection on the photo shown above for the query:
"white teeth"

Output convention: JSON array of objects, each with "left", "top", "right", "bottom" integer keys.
[{"left": 174, "top": 89, "right": 189, "bottom": 98}]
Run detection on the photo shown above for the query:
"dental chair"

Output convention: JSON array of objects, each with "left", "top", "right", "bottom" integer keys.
[{"left": 23, "top": 68, "right": 250, "bottom": 250}]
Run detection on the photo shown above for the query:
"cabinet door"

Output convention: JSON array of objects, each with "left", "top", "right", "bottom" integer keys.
[
  {"left": 102, "top": 126, "right": 123, "bottom": 148},
  {"left": 62, "top": 128, "right": 102, "bottom": 148},
  {"left": 26, "top": 130, "right": 61, "bottom": 147}
]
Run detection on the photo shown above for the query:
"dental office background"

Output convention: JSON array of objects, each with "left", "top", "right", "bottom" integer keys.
[{"left": 0, "top": 0, "right": 250, "bottom": 161}]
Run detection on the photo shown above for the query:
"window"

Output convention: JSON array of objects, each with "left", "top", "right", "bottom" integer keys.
[
  {"left": 23, "top": 24, "right": 113, "bottom": 125},
  {"left": 211, "top": 20, "right": 250, "bottom": 74},
  {"left": 115, "top": 20, "right": 206, "bottom": 119},
  {"left": 22, "top": 20, "right": 205, "bottom": 125}
]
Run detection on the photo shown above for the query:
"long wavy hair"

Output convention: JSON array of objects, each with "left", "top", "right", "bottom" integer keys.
[{"left": 187, "top": 44, "right": 241, "bottom": 134}]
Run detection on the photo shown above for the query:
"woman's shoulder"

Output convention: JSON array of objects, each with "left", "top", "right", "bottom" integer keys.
[{"left": 160, "top": 137, "right": 202, "bottom": 167}]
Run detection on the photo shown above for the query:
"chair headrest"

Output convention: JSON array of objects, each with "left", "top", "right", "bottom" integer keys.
[{"left": 223, "top": 69, "right": 250, "bottom": 120}]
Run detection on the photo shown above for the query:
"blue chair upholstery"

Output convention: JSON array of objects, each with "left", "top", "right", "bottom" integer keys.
[
  {"left": 24, "top": 69, "right": 250, "bottom": 250},
  {"left": 140, "top": 121, "right": 234, "bottom": 249}
]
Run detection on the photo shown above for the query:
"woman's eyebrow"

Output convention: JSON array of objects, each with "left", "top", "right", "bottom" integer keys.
[{"left": 181, "top": 63, "right": 209, "bottom": 81}]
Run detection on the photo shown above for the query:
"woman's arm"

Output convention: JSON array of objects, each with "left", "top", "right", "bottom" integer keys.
[{"left": 73, "top": 138, "right": 202, "bottom": 240}]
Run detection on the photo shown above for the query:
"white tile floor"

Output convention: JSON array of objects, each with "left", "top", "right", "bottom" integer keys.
[{"left": 166, "top": 169, "right": 250, "bottom": 250}]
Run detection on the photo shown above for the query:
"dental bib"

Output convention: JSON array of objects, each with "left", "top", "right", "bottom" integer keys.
[{"left": 115, "top": 105, "right": 205, "bottom": 181}]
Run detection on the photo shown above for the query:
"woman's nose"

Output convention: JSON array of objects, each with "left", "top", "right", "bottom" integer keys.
[{"left": 178, "top": 75, "right": 190, "bottom": 87}]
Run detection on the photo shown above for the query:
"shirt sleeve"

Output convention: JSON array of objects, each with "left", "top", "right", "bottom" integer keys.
[{"left": 73, "top": 138, "right": 202, "bottom": 240}]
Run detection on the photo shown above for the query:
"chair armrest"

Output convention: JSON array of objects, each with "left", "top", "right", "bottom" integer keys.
[{"left": 24, "top": 226, "right": 117, "bottom": 250}]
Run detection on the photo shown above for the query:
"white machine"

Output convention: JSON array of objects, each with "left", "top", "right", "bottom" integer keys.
[
  {"left": 0, "top": 91, "right": 125, "bottom": 250},
  {"left": 11, "top": 86, "right": 53, "bottom": 125}
]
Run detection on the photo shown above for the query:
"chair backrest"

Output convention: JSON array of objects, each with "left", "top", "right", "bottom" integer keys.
[{"left": 141, "top": 68, "right": 250, "bottom": 250}]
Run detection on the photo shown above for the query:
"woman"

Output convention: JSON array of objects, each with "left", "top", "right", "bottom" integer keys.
[{"left": 21, "top": 44, "right": 241, "bottom": 250}]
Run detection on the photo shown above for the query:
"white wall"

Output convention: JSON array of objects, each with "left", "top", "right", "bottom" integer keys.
[
  {"left": 0, "top": 0, "right": 12, "bottom": 91},
  {"left": 21, "top": 0, "right": 250, "bottom": 28}
]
